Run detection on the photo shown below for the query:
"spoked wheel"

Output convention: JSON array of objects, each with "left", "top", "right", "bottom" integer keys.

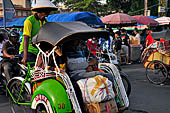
[
  {"left": 146, "top": 60, "right": 168, "bottom": 85},
  {"left": 120, "top": 72, "right": 131, "bottom": 97},
  {"left": 8, "top": 80, "right": 32, "bottom": 113}
]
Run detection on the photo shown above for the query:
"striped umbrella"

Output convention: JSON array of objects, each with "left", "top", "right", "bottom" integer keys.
[{"left": 155, "top": 16, "right": 170, "bottom": 25}]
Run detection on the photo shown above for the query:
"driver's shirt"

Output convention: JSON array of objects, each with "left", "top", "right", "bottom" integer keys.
[
  {"left": 2, "top": 41, "right": 20, "bottom": 56},
  {"left": 19, "top": 14, "right": 47, "bottom": 55}
]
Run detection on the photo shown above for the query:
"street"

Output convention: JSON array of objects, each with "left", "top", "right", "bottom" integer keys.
[
  {"left": 0, "top": 63, "right": 170, "bottom": 113},
  {"left": 123, "top": 63, "right": 170, "bottom": 113}
]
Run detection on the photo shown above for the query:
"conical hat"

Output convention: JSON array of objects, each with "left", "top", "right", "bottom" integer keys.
[{"left": 31, "top": 0, "right": 57, "bottom": 11}]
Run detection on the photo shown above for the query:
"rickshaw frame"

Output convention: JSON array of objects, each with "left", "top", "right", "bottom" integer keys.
[{"left": 7, "top": 21, "right": 129, "bottom": 113}]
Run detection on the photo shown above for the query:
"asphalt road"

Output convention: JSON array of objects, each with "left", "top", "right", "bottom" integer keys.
[
  {"left": 0, "top": 63, "right": 170, "bottom": 113},
  {"left": 123, "top": 63, "right": 170, "bottom": 113}
]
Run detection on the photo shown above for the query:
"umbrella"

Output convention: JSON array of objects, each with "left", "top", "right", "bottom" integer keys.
[
  {"left": 101, "top": 13, "right": 137, "bottom": 26},
  {"left": 132, "top": 15, "right": 159, "bottom": 26},
  {"left": 155, "top": 16, "right": 170, "bottom": 25}
]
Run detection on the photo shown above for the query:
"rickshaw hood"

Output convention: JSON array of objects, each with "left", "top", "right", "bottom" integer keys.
[{"left": 32, "top": 22, "right": 109, "bottom": 46}]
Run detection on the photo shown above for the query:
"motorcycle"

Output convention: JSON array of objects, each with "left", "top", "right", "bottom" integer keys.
[
  {"left": 0, "top": 54, "right": 24, "bottom": 95},
  {"left": 7, "top": 22, "right": 129, "bottom": 113}
]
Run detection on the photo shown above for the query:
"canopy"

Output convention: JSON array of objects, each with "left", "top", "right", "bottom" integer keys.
[
  {"left": 148, "top": 16, "right": 158, "bottom": 19},
  {"left": 151, "top": 29, "right": 170, "bottom": 40},
  {"left": 0, "top": 12, "right": 104, "bottom": 28},
  {"left": 155, "top": 17, "right": 170, "bottom": 25},
  {"left": 32, "top": 22, "right": 109, "bottom": 46},
  {"left": 47, "top": 12, "right": 104, "bottom": 26},
  {"left": 101, "top": 13, "right": 137, "bottom": 26},
  {"left": 132, "top": 15, "right": 159, "bottom": 26},
  {"left": 0, "top": 17, "right": 27, "bottom": 27}
]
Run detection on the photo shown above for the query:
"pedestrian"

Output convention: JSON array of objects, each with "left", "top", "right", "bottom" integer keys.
[
  {"left": 145, "top": 30, "right": 155, "bottom": 48},
  {"left": 0, "top": 29, "right": 8, "bottom": 61},
  {"left": 133, "top": 29, "right": 141, "bottom": 45},
  {"left": 120, "top": 29, "right": 131, "bottom": 64},
  {"left": 87, "top": 37, "right": 98, "bottom": 56},
  {"left": 19, "top": 28, "right": 23, "bottom": 44},
  {"left": 140, "top": 28, "right": 149, "bottom": 46},
  {"left": 113, "top": 31, "right": 122, "bottom": 65},
  {"left": 19, "top": 0, "right": 57, "bottom": 65}
]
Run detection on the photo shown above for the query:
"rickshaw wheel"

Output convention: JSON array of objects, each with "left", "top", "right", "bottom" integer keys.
[
  {"left": 120, "top": 72, "right": 131, "bottom": 97},
  {"left": 146, "top": 60, "right": 168, "bottom": 85},
  {"left": 100, "top": 66, "right": 131, "bottom": 97},
  {"left": 8, "top": 80, "right": 32, "bottom": 113},
  {"left": 33, "top": 104, "right": 48, "bottom": 113}
]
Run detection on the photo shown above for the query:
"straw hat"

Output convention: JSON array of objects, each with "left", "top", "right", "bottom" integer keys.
[{"left": 31, "top": 0, "right": 57, "bottom": 11}]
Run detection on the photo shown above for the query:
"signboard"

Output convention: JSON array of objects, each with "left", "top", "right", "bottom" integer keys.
[
  {"left": 158, "top": 0, "right": 167, "bottom": 16},
  {"left": 158, "top": 6, "right": 166, "bottom": 12}
]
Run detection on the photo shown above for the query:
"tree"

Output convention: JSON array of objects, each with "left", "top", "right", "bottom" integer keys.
[
  {"left": 64, "top": 0, "right": 103, "bottom": 15},
  {"left": 51, "top": 0, "right": 159, "bottom": 17}
]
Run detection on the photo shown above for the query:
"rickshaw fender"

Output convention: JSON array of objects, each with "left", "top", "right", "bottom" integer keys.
[
  {"left": 31, "top": 79, "right": 72, "bottom": 113},
  {"left": 7, "top": 77, "right": 31, "bottom": 94}
]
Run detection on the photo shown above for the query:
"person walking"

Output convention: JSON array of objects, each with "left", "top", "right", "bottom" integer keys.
[
  {"left": 134, "top": 29, "right": 141, "bottom": 45},
  {"left": 19, "top": 0, "right": 57, "bottom": 65},
  {"left": 114, "top": 31, "right": 122, "bottom": 65},
  {"left": 145, "top": 30, "right": 155, "bottom": 48},
  {"left": 120, "top": 29, "right": 130, "bottom": 64}
]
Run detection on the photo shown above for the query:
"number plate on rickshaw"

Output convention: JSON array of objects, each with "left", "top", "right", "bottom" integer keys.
[{"left": 31, "top": 67, "right": 56, "bottom": 82}]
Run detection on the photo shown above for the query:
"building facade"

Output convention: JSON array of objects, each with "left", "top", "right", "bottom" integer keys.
[{"left": 0, "top": 0, "right": 32, "bottom": 17}]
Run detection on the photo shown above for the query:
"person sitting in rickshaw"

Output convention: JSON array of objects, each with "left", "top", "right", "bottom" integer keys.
[
  {"left": 60, "top": 38, "right": 115, "bottom": 111},
  {"left": 61, "top": 38, "right": 114, "bottom": 82}
]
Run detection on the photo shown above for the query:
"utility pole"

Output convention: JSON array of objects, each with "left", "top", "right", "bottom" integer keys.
[{"left": 144, "top": 0, "right": 148, "bottom": 16}]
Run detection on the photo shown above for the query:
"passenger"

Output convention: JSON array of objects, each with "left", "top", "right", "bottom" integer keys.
[
  {"left": 19, "top": 0, "right": 57, "bottom": 65},
  {"left": 62, "top": 39, "right": 115, "bottom": 112},
  {"left": 62, "top": 39, "right": 114, "bottom": 83},
  {"left": 2, "top": 30, "right": 20, "bottom": 81}
]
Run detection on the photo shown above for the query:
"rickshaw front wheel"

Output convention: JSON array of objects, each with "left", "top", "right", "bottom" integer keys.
[
  {"left": 9, "top": 80, "right": 32, "bottom": 113},
  {"left": 146, "top": 60, "right": 168, "bottom": 85}
]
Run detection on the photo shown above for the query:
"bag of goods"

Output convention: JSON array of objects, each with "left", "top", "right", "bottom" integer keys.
[{"left": 77, "top": 75, "right": 115, "bottom": 104}]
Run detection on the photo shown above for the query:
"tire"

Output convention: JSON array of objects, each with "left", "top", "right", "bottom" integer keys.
[
  {"left": 120, "top": 72, "right": 131, "bottom": 97},
  {"left": 115, "top": 64, "right": 122, "bottom": 71},
  {"left": 146, "top": 60, "right": 168, "bottom": 85},
  {"left": 8, "top": 80, "right": 32, "bottom": 113},
  {"left": 0, "top": 74, "right": 7, "bottom": 94},
  {"left": 33, "top": 104, "right": 48, "bottom": 113}
]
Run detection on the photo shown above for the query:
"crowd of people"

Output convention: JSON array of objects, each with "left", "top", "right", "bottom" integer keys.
[{"left": 87, "top": 27, "right": 155, "bottom": 65}]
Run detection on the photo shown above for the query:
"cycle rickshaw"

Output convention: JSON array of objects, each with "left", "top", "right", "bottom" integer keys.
[
  {"left": 7, "top": 22, "right": 129, "bottom": 113},
  {"left": 142, "top": 30, "right": 170, "bottom": 85}
]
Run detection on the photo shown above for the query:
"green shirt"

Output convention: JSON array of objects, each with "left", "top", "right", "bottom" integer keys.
[{"left": 19, "top": 15, "right": 47, "bottom": 55}]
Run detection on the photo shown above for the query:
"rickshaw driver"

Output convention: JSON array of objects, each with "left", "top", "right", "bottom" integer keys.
[{"left": 19, "top": 0, "right": 57, "bottom": 65}]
